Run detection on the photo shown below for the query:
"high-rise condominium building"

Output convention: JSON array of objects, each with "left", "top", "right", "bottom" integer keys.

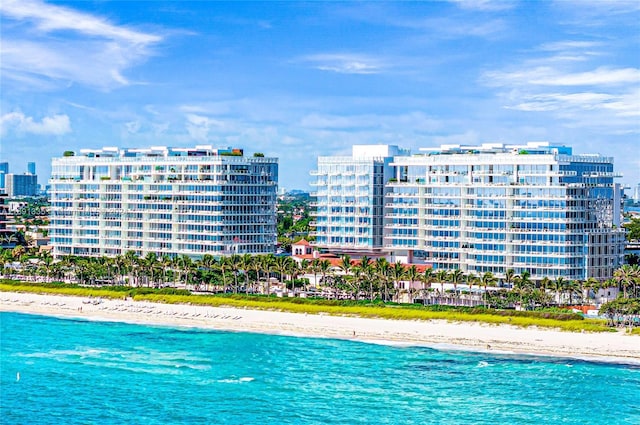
[
  {"left": 310, "top": 145, "right": 409, "bottom": 256},
  {"left": 0, "top": 162, "right": 8, "bottom": 192},
  {"left": 385, "top": 142, "right": 625, "bottom": 281},
  {"left": 49, "top": 146, "right": 278, "bottom": 258},
  {"left": 5, "top": 173, "right": 38, "bottom": 197}
]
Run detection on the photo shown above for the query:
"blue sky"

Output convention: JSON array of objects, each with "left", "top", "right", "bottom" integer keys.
[{"left": 1, "top": 0, "right": 638, "bottom": 190}]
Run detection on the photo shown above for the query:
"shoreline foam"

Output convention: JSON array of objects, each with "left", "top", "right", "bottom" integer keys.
[{"left": 2, "top": 291, "right": 638, "bottom": 365}]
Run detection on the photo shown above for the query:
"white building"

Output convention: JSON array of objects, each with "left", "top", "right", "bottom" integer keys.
[
  {"left": 385, "top": 142, "right": 625, "bottom": 281},
  {"left": 310, "top": 145, "right": 409, "bottom": 256},
  {"left": 49, "top": 146, "right": 278, "bottom": 258},
  {"left": 312, "top": 142, "right": 625, "bottom": 281}
]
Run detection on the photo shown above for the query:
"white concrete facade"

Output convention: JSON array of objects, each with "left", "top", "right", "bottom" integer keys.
[
  {"left": 310, "top": 145, "right": 409, "bottom": 255},
  {"left": 49, "top": 146, "right": 278, "bottom": 258},
  {"left": 386, "top": 142, "right": 625, "bottom": 281}
]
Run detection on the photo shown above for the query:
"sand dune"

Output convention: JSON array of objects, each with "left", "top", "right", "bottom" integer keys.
[{"left": 1, "top": 291, "right": 638, "bottom": 363}]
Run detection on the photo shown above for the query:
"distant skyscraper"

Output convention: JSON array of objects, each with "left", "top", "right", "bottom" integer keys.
[
  {"left": 0, "top": 162, "right": 8, "bottom": 191},
  {"left": 5, "top": 174, "right": 38, "bottom": 197},
  {"left": 27, "top": 162, "right": 36, "bottom": 175}
]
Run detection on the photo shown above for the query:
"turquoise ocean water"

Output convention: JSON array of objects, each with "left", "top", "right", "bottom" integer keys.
[{"left": 1, "top": 312, "right": 639, "bottom": 424}]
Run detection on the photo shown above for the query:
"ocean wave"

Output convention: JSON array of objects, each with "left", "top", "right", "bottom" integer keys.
[{"left": 217, "top": 377, "right": 255, "bottom": 384}]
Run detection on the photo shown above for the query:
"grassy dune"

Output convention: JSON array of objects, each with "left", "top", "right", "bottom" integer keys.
[{"left": 1, "top": 281, "right": 611, "bottom": 333}]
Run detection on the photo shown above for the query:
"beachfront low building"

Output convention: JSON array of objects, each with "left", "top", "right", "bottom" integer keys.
[{"left": 49, "top": 146, "right": 278, "bottom": 258}]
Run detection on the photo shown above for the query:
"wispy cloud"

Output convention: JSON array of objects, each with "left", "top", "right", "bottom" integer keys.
[
  {"left": 298, "top": 53, "right": 385, "bottom": 74},
  {"left": 185, "top": 114, "right": 227, "bottom": 142},
  {"left": 0, "top": 0, "right": 162, "bottom": 90},
  {"left": 538, "top": 40, "right": 603, "bottom": 52},
  {"left": 485, "top": 66, "right": 640, "bottom": 87},
  {"left": 450, "top": 0, "right": 515, "bottom": 12},
  {"left": 481, "top": 35, "right": 640, "bottom": 133},
  {"left": 506, "top": 90, "right": 640, "bottom": 117},
  {"left": 299, "top": 111, "right": 442, "bottom": 132},
  {"left": 0, "top": 111, "right": 71, "bottom": 136},
  {"left": 1, "top": 0, "right": 160, "bottom": 43}
]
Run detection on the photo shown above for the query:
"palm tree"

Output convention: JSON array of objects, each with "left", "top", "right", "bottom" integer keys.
[
  {"left": 435, "top": 270, "right": 449, "bottom": 302},
  {"left": 405, "top": 265, "right": 420, "bottom": 304},
  {"left": 348, "top": 265, "right": 364, "bottom": 300},
  {"left": 310, "top": 258, "right": 321, "bottom": 289},
  {"left": 464, "top": 272, "right": 478, "bottom": 306},
  {"left": 177, "top": 254, "right": 194, "bottom": 290},
  {"left": 263, "top": 253, "right": 276, "bottom": 294},
  {"left": 583, "top": 277, "right": 599, "bottom": 305},
  {"left": 539, "top": 277, "right": 551, "bottom": 307},
  {"left": 389, "top": 262, "right": 406, "bottom": 303},
  {"left": 565, "top": 280, "right": 580, "bottom": 305},
  {"left": 142, "top": 252, "right": 158, "bottom": 287},
  {"left": 37, "top": 249, "right": 54, "bottom": 281},
  {"left": 274, "top": 255, "right": 293, "bottom": 292},
  {"left": 124, "top": 250, "right": 139, "bottom": 286},
  {"left": 481, "top": 272, "right": 497, "bottom": 308},
  {"left": 318, "top": 259, "right": 331, "bottom": 291},
  {"left": 504, "top": 268, "right": 516, "bottom": 289},
  {"left": 198, "top": 254, "right": 217, "bottom": 292},
  {"left": 298, "top": 259, "right": 310, "bottom": 292},
  {"left": 552, "top": 276, "right": 565, "bottom": 306},
  {"left": 374, "top": 258, "right": 391, "bottom": 301},
  {"left": 450, "top": 269, "right": 464, "bottom": 304},
  {"left": 421, "top": 268, "right": 435, "bottom": 303},
  {"left": 240, "top": 253, "right": 253, "bottom": 294},
  {"left": 358, "top": 255, "right": 373, "bottom": 301},
  {"left": 614, "top": 265, "right": 639, "bottom": 299},
  {"left": 228, "top": 254, "right": 243, "bottom": 293},
  {"left": 339, "top": 254, "right": 352, "bottom": 276},
  {"left": 631, "top": 265, "right": 640, "bottom": 298},
  {"left": 251, "top": 255, "right": 265, "bottom": 294},
  {"left": 515, "top": 271, "right": 533, "bottom": 308}
]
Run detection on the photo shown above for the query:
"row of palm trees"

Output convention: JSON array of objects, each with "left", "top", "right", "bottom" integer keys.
[{"left": 1, "top": 247, "right": 639, "bottom": 307}]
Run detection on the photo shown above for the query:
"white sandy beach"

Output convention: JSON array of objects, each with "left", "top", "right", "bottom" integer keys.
[{"left": 1, "top": 291, "right": 638, "bottom": 363}]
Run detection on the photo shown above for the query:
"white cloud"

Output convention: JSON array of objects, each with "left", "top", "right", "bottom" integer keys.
[
  {"left": 299, "top": 54, "right": 385, "bottom": 74},
  {"left": 539, "top": 40, "right": 603, "bottom": 52},
  {"left": 125, "top": 121, "right": 141, "bottom": 134},
  {"left": 1, "top": 111, "right": 71, "bottom": 136},
  {"left": 450, "top": 0, "right": 514, "bottom": 11},
  {"left": 0, "top": 0, "right": 160, "bottom": 43},
  {"left": 0, "top": 0, "right": 161, "bottom": 90},
  {"left": 481, "top": 37, "right": 640, "bottom": 135},
  {"left": 431, "top": 130, "right": 481, "bottom": 145},
  {"left": 185, "top": 114, "right": 226, "bottom": 142},
  {"left": 485, "top": 66, "right": 640, "bottom": 87},
  {"left": 507, "top": 91, "right": 640, "bottom": 118},
  {"left": 299, "top": 111, "right": 441, "bottom": 132}
]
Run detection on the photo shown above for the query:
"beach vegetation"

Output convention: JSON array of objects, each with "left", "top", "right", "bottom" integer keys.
[
  {"left": 600, "top": 298, "right": 640, "bottom": 328},
  {"left": 623, "top": 217, "right": 640, "bottom": 241},
  {"left": 2, "top": 247, "right": 639, "bottom": 331},
  {"left": 1, "top": 279, "right": 611, "bottom": 333}
]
